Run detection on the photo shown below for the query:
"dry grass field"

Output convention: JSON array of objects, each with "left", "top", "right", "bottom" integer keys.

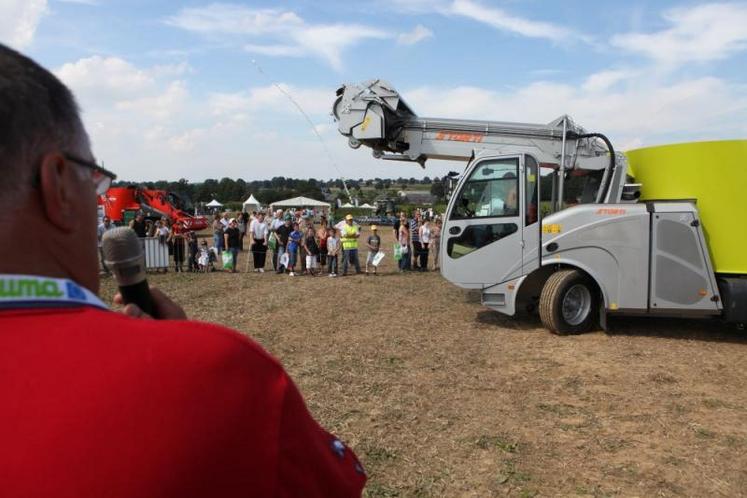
[{"left": 100, "top": 228, "right": 747, "bottom": 497}]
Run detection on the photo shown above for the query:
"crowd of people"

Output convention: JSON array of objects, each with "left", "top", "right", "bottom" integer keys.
[{"left": 98, "top": 207, "right": 443, "bottom": 276}]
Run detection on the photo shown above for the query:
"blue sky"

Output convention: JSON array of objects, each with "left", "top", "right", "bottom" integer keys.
[{"left": 2, "top": 0, "right": 746, "bottom": 181}]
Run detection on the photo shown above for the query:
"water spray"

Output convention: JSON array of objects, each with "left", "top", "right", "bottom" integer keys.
[{"left": 250, "top": 59, "right": 353, "bottom": 205}]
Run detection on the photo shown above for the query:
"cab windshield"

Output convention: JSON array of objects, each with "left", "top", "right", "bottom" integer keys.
[{"left": 450, "top": 158, "right": 519, "bottom": 219}]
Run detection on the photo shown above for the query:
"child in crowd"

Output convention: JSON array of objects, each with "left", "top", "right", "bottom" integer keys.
[
  {"left": 198, "top": 240, "right": 210, "bottom": 272},
  {"left": 326, "top": 227, "right": 340, "bottom": 277},
  {"left": 187, "top": 232, "right": 199, "bottom": 272},
  {"left": 208, "top": 246, "right": 218, "bottom": 271},
  {"left": 365, "top": 225, "right": 381, "bottom": 275},
  {"left": 287, "top": 222, "right": 302, "bottom": 277},
  {"left": 398, "top": 214, "right": 410, "bottom": 272},
  {"left": 303, "top": 225, "right": 320, "bottom": 276},
  {"left": 156, "top": 220, "right": 169, "bottom": 244}
]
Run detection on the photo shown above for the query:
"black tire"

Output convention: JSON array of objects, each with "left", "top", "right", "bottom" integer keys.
[{"left": 539, "top": 269, "right": 598, "bottom": 335}]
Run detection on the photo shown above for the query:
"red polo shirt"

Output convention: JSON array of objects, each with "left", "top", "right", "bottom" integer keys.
[{"left": 0, "top": 306, "right": 365, "bottom": 497}]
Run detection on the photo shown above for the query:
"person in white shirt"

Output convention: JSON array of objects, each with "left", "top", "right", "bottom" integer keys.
[
  {"left": 418, "top": 220, "right": 432, "bottom": 272},
  {"left": 156, "top": 220, "right": 169, "bottom": 241},
  {"left": 269, "top": 209, "right": 285, "bottom": 271},
  {"left": 271, "top": 210, "right": 284, "bottom": 230},
  {"left": 249, "top": 212, "right": 269, "bottom": 272},
  {"left": 97, "top": 216, "right": 114, "bottom": 274}
]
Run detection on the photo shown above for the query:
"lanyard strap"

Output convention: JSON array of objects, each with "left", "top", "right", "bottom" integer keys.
[{"left": 0, "top": 274, "right": 108, "bottom": 311}]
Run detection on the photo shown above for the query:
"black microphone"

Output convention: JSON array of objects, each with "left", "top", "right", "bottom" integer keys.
[{"left": 101, "top": 227, "right": 156, "bottom": 317}]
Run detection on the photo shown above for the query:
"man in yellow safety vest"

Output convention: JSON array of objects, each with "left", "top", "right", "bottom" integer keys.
[{"left": 341, "top": 214, "right": 361, "bottom": 276}]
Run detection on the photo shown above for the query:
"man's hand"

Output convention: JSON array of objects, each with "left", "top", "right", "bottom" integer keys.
[{"left": 114, "top": 286, "right": 187, "bottom": 320}]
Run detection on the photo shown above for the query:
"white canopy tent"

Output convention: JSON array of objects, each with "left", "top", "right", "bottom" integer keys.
[
  {"left": 359, "top": 203, "right": 376, "bottom": 209},
  {"left": 340, "top": 202, "right": 354, "bottom": 208},
  {"left": 206, "top": 199, "right": 223, "bottom": 208},
  {"left": 242, "top": 194, "right": 261, "bottom": 212},
  {"left": 270, "top": 196, "right": 331, "bottom": 210}
]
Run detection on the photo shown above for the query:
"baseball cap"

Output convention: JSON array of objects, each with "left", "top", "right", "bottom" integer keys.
[
  {"left": 345, "top": 214, "right": 353, "bottom": 220},
  {"left": 229, "top": 218, "right": 236, "bottom": 223}
]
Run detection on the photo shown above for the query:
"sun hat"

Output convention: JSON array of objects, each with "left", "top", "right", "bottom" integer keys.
[
  {"left": 371, "top": 225, "right": 378, "bottom": 230},
  {"left": 345, "top": 214, "right": 353, "bottom": 220}
]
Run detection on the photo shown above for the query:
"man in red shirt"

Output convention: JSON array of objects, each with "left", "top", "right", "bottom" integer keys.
[{"left": 0, "top": 43, "right": 365, "bottom": 497}]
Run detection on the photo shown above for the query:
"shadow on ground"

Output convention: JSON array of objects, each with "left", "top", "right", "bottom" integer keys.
[
  {"left": 475, "top": 308, "right": 747, "bottom": 344},
  {"left": 606, "top": 316, "right": 747, "bottom": 343}
]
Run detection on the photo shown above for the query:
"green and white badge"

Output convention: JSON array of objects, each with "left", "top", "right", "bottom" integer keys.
[{"left": 0, "top": 274, "right": 108, "bottom": 310}]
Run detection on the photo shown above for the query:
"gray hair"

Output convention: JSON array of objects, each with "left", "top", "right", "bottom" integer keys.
[{"left": 0, "top": 43, "right": 86, "bottom": 211}]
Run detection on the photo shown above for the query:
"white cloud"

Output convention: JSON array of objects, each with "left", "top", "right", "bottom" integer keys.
[
  {"left": 52, "top": 54, "right": 397, "bottom": 181},
  {"left": 290, "top": 24, "right": 389, "bottom": 71},
  {"left": 55, "top": 56, "right": 193, "bottom": 158},
  {"left": 166, "top": 4, "right": 389, "bottom": 70},
  {"left": 57, "top": 0, "right": 99, "bottom": 5},
  {"left": 387, "top": 0, "right": 584, "bottom": 43},
  {"left": 116, "top": 81, "right": 189, "bottom": 121},
  {"left": 55, "top": 53, "right": 747, "bottom": 182},
  {"left": 398, "top": 24, "right": 433, "bottom": 45},
  {"left": 582, "top": 69, "right": 635, "bottom": 93},
  {"left": 386, "top": 0, "right": 449, "bottom": 13},
  {"left": 208, "top": 92, "right": 252, "bottom": 118},
  {"left": 167, "top": 128, "right": 207, "bottom": 152},
  {"left": 0, "top": 0, "right": 48, "bottom": 48},
  {"left": 57, "top": 58, "right": 192, "bottom": 118},
  {"left": 244, "top": 43, "right": 302, "bottom": 57},
  {"left": 450, "top": 0, "right": 578, "bottom": 42},
  {"left": 405, "top": 74, "right": 747, "bottom": 149},
  {"left": 150, "top": 61, "right": 194, "bottom": 78},
  {"left": 57, "top": 56, "right": 154, "bottom": 97},
  {"left": 165, "top": 4, "right": 303, "bottom": 35},
  {"left": 209, "top": 84, "right": 332, "bottom": 116},
  {"left": 611, "top": 3, "right": 747, "bottom": 64}
]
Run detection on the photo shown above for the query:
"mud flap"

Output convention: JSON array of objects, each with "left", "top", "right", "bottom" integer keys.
[
  {"left": 599, "top": 302, "right": 608, "bottom": 332},
  {"left": 717, "top": 277, "right": 747, "bottom": 324}
]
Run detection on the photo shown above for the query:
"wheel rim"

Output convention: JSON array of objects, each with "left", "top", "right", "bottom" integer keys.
[{"left": 561, "top": 284, "right": 592, "bottom": 326}]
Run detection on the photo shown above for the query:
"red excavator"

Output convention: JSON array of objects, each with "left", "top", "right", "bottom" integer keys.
[{"left": 98, "top": 186, "right": 209, "bottom": 231}]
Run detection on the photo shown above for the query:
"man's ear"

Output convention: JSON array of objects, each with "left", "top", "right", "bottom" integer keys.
[{"left": 39, "top": 153, "right": 78, "bottom": 232}]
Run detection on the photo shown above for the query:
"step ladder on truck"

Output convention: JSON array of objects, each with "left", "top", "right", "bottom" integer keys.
[{"left": 332, "top": 79, "right": 747, "bottom": 334}]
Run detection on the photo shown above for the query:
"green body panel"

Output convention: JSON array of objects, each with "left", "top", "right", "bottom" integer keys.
[{"left": 626, "top": 140, "right": 747, "bottom": 275}]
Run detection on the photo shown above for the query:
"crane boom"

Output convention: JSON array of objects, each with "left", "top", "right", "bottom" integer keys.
[{"left": 333, "top": 79, "right": 628, "bottom": 203}]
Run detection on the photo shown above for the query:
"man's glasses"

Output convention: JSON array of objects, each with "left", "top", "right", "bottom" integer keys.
[{"left": 64, "top": 153, "right": 117, "bottom": 195}]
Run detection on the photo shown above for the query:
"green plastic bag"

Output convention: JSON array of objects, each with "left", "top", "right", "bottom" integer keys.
[
  {"left": 268, "top": 236, "right": 277, "bottom": 251},
  {"left": 222, "top": 251, "right": 234, "bottom": 269},
  {"left": 393, "top": 243, "right": 402, "bottom": 261}
]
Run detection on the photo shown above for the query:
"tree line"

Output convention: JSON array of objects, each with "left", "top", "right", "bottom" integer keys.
[{"left": 112, "top": 176, "right": 447, "bottom": 205}]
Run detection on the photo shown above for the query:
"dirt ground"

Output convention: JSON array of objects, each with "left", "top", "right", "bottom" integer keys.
[{"left": 100, "top": 227, "right": 747, "bottom": 497}]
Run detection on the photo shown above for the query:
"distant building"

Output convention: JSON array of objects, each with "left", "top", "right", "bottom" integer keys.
[{"left": 398, "top": 190, "right": 435, "bottom": 205}]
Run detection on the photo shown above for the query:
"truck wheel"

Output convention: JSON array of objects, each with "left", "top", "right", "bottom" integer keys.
[{"left": 539, "top": 269, "right": 597, "bottom": 334}]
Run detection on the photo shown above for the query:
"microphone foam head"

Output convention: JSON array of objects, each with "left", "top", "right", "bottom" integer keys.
[
  {"left": 102, "top": 227, "right": 142, "bottom": 264},
  {"left": 102, "top": 227, "right": 146, "bottom": 286}
]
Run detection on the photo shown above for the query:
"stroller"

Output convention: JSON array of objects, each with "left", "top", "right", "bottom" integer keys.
[{"left": 198, "top": 241, "right": 218, "bottom": 272}]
